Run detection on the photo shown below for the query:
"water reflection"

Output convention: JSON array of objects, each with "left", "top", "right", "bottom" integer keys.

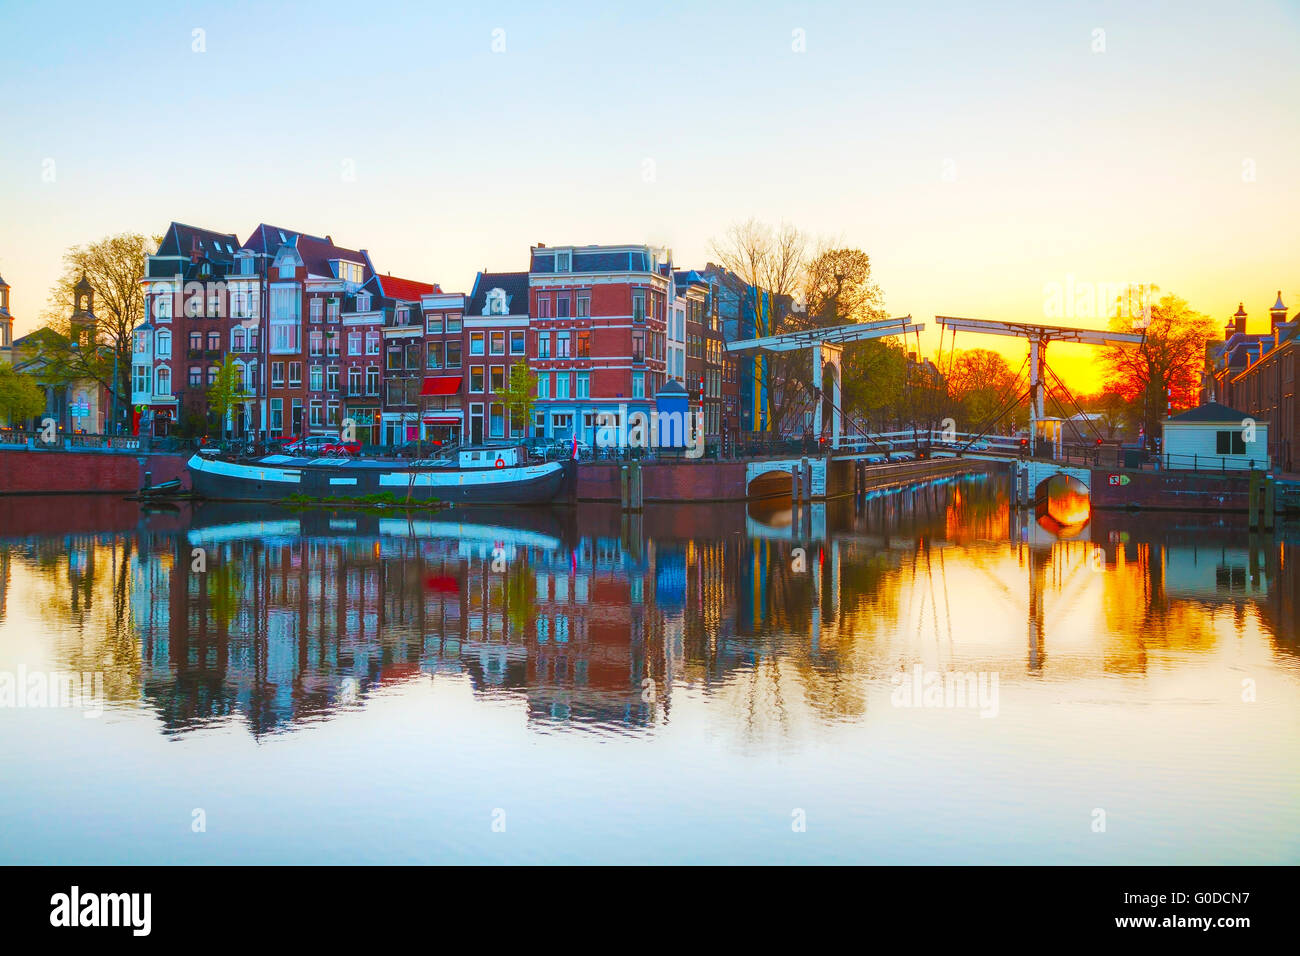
[{"left": 0, "top": 483, "right": 1297, "bottom": 742}]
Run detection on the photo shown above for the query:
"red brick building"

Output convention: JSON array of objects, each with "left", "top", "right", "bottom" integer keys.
[{"left": 528, "top": 244, "right": 668, "bottom": 443}]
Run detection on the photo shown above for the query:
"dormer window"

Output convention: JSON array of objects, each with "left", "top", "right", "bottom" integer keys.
[
  {"left": 279, "top": 258, "right": 295, "bottom": 279},
  {"left": 555, "top": 250, "right": 571, "bottom": 272},
  {"left": 356, "top": 292, "right": 371, "bottom": 312},
  {"left": 396, "top": 306, "right": 409, "bottom": 324}
]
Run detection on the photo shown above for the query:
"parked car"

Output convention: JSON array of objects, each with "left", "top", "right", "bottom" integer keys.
[
  {"left": 281, "top": 435, "right": 361, "bottom": 456},
  {"left": 392, "top": 438, "right": 450, "bottom": 459}
]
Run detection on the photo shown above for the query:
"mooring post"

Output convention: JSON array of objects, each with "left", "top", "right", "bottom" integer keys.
[
  {"left": 1248, "top": 470, "right": 1261, "bottom": 530},
  {"left": 1264, "top": 475, "right": 1276, "bottom": 531},
  {"left": 620, "top": 465, "right": 629, "bottom": 511}
]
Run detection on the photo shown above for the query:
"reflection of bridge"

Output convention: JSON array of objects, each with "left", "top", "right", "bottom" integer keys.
[{"left": 745, "top": 453, "right": 1002, "bottom": 501}]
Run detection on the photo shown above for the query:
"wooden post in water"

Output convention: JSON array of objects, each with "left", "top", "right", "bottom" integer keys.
[
  {"left": 1248, "top": 470, "right": 1261, "bottom": 530},
  {"left": 1264, "top": 474, "right": 1276, "bottom": 531}
]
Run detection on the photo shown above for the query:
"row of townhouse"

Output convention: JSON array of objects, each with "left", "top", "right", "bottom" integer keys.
[
  {"left": 131, "top": 224, "right": 743, "bottom": 448},
  {"left": 1203, "top": 292, "right": 1299, "bottom": 471}
]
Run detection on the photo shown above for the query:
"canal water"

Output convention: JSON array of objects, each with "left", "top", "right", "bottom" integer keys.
[{"left": 0, "top": 477, "right": 1296, "bottom": 864}]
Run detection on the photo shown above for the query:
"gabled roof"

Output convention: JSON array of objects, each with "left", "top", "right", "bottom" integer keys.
[
  {"left": 1164, "top": 401, "right": 1253, "bottom": 424},
  {"left": 154, "top": 222, "right": 241, "bottom": 260},
  {"left": 468, "top": 271, "right": 529, "bottom": 317},
  {"left": 376, "top": 274, "right": 440, "bottom": 302},
  {"left": 241, "top": 224, "right": 369, "bottom": 279}
]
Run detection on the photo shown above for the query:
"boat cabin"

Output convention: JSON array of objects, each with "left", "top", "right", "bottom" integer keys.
[{"left": 458, "top": 445, "right": 524, "bottom": 469}]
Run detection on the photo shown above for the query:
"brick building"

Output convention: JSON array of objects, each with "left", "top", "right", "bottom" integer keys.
[{"left": 529, "top": 244, "right": 668, "bottom": 445}]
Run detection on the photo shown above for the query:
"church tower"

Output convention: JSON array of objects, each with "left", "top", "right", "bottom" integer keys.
[
  {"left": 0, "top": 272, "right": 13, "bottom": 364},
  {"left": 70, "top": 273, "right": 96, "bottom": 348}
]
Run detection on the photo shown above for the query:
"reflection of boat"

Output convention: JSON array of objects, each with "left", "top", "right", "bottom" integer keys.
[{"left": 187, "top": 443, "right": 574, "bottom": 505}]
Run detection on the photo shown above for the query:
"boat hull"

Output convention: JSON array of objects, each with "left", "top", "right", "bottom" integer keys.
[{"left": 187, "top": 454, "right": 573, "bottom": 505}]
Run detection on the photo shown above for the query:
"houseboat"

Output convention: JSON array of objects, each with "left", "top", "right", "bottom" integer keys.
[{"left": 186, "top": 443, "right": 574, "bottom": 505}]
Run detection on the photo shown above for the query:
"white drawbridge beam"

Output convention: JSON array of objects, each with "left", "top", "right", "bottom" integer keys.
[{"left": 936, "top": 316, "right": 1145, "bottom": 453}]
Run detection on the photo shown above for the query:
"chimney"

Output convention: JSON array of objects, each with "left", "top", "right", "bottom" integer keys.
[
  {"left": 1270, "top": 291, "right": 1287, "bottom": 332},
  {"left": 1230, "top": 303, "right": 1246, "bottom": 337},
  {"left": 190, "top": 235, "right": 200, "bottom": 264}
]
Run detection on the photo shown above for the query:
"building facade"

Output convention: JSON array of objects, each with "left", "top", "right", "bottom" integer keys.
[{"left": 529, "top": 244, "right": 668, "bottom": 445}]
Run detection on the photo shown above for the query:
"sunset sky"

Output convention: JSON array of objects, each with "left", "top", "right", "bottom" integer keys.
[{"left": 1, "top": 0, "right": 1297, "bottom": 392}]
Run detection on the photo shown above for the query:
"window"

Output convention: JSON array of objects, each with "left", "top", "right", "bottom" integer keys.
[
  {"left": 348, "top": 331, "right": 362, "bottom": 355},
  {"left": 427, "top": 343, "right": 442, "bottom": 369},
  {"left": 156, "top": 330, "right": 172, "bottom": 358},
  {"left": 326, "top": 331, "right": 339, "bottom": 356},
  {"left": 556, "top": 331, "right": 571, "bottom": 358},
  {"left": 538, "top": 374, "right": 550, "bottom": 399},
  {"left": 632, "top": 290, "right": 646, "bottom": 322},
  {"left": 288, "top": 362, "right": 302, "bottom": 388},
  {"left": 576, "top": 330, "right": 590, "bottom": 358},
  {"left": 270, "top": 323, "right": 300, "bottom": 354},
  {"left": 326, "top": 401, "right": 339, "bottom": 425},
  {"left": 446, "top": 341, "right": 462, "bottom": 369},
  {"left": 555, "top": 251, "right": 571, "bottom": 272},
  {"left": 327, "top": 366, "right": 338, "bottom": 391},
  {"left": 155, "top": 366, "right": 171, "bottom": 396},
  {"left": 446, "top": 315, "right": 462, "bottom": 333},
  {"left": 509, "top": 329, "right": 526, "bottom": 354},
  {"left": 490, "top": 331, "right": 505, "bottom": 355},
  {"left": 247, "top": 328, "right": 259, "bottom": 352},
  {"left": 366, "top": 330, "right": 381, "bottom": 355},
  {"left": 207, "top": 365, "right": 219, "bottom": 386},
  {"left": 132, "top": 365, "right": 150, "bottom": 395},
  {"left": 490, "top": 366, "right": 505, "bottom": 392},
  {"left": 357, "top": 292, "right": 372, "bottom": 312},
  {"left": 426, "top": 313, "right": 443, "bottom": 334},
  {"left": 489, "top": 402, "right": 505, "bottom": 438},
  {"left": 233, "top": 328, "right": 246, "bottom": 352},
  {"left": 207, "top": 331, "right": 221, "bottom": 352},
  {"left": 576, "top": 371, "right": 589, "bottom": 399},
  {"left": 536, "top": 295, "right": 551, "bottom": 319},
  {"left": 327, "top": 299, "right": 340, "bottom": 322},
  {"left": 310, "top": 298, "right": 322, "bottom": 322},
  {"left": 556, "top": 373, "right": 570, "bottom": 399},
  {"left": 309, "top": 330, "right": 322, "bottom": 356},
  {"left": 310, "top": 401, "right": 323, "bottom": 427},
  {"left": 347, "top": 367, "right": 362, "bottom": 395},
  {"left": 395, "top": 306, "right": 409, "bottom": 325},
  {"left": 189, "top": 367, "right": 202, "bottom": 387},
  {"left": 406, "top": 342, "right": 422, "bottom": 370},
  {"left": 538, "top": 332, "right": 551, "bottom": 359},
  {"left": 1215, "top": 430, "right": 1247, "bottom": 455},
  {"left": 632, "top": 330, "right": 645, "bottom": 362},
  {"left": 207, "top": 290, "right": 221, "bottom": 318},
  {"left": 576, "top": 291, "right": 590, "bottom": 317},
  {"left": 365, "top": 366, "right": 379, "bottom": 395},
  {"left": 310, "top": 365, "right": 323, "bottom": 391},
  {"left": 278, "top": 258, "right": 295, "bottom": 279},
  {"left": 387, "top": 345, "right": 404, "bottom": 371},
  {"left": 270, "top": 398, "right": 283, "bottom": 432},
  {"left": 154, "top": 294, "right": 172, "bottom": 322},
  {"left": 272, "top": 362, "right": 285, "bottom": 387},
  {"left": 632, "top": 371, "right": 644, "bottom": 398},
  {"left": 556, "top": 294, "right": 570, "bottom": 318},
  {"left": 470, "top": 365, "right": 484, "bottom": 392},
  {"left": 470, "top": 332, "right": 485, "bottom": 356}
]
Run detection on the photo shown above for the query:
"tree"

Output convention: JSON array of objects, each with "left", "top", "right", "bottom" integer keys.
[
  {"left": 0, "top": 364, "right": 47, "bottom": 427},
  {"left": 710, "top": 219, "right": 807, "bottom": 432},
  {"left": 206, "top": 355, "right": 250, "bottom": 439},
  {"left": 802, "top": 246, "right": 887, "bottom": 328},
  {"left": 841, "top": 338, "right": 907, "bottom": 433},
  {"left": 39, "top": 233, "right": 158, "bottom": 433},
  {"left": 500, "top": 361, "right": 538, "bottom": 436},
  {"left": 1100, "top": 289, "right": 1215, "bottom": 442},
  {"left": 946, "top": 348, "right": 1023, "bottom": 432}
]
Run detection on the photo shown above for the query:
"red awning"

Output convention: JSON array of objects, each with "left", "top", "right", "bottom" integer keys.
[
  {"left": 423, "top": 416, "right": 461, "bottom": 425},
  {"left": 421, "top": 375, "right": 462, "bottom": 397}
]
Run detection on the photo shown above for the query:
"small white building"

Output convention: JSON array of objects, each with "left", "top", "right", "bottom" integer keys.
[{"left": 1161, "top": 402, "right": 1269, "bottom": 470}]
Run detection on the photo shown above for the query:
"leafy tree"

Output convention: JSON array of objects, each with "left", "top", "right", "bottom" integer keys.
[
  {"left": 500, "top": 361, "right": 538, "bottom": 435},
  {"left": 946, "top": 348, "right": 1024, "bottom": 432},
  {"left": 206, "top": 355, "right": 251, "bottom": 438},
  {"left": 841, "top": 338, "right": 907, "bottom": 433},
  {"left": 0, "top": 363, "right": 47, "bottom": 427},
  {"left": 38, "top": 233, "right": 159, "bottom": 431},
  {"left": 1100, "top": 289, "right": 1215, "bottom": 441}
]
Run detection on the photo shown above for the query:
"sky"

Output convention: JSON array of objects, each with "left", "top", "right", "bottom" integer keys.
[{"left": 1, "top": 0, "right": 1298, "bottom": 391}]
